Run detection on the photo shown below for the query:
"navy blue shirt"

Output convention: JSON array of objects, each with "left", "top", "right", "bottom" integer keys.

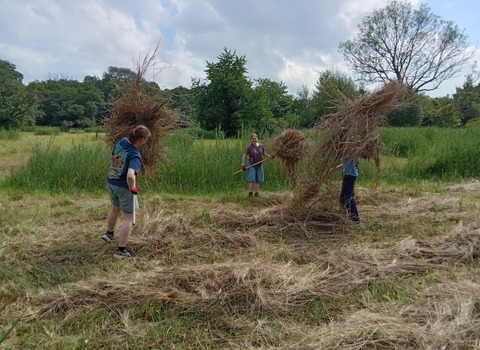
[{"left": 107, "top": 137, "right": 142, "bottom": 188}]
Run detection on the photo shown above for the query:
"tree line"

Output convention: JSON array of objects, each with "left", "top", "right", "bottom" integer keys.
[{"left": 1, "top": 1, "right": 479, "bottom": 135}]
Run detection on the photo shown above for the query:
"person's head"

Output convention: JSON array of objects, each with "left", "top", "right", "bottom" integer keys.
[
  {"left": 250, "top": 133, "right": 258, "bottom": 143},
  {"left": 128, "top": 125, "right": 151, "bottom": 147}
]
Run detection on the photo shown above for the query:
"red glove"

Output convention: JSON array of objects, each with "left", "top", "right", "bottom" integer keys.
[
  {"left": 241, "top": 165, "right": 247, "bottom": 171},
  {"left": 131, "top": 187, "right": 138, "bottom": 194}
]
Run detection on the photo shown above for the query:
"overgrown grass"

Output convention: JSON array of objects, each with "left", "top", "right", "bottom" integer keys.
[
  {"left": 1, "top": 127, "right": 479, "bottom": 194},
  {"left": 155, "top": 133, "right": 289, "bottom": 194},
  {"left": 0, "top": 128, "right": 21, "bottom": 141},
  {"left": 3, "top": 140, "right": 109, "bottom": 193},
  {"left": 376, "top": 126, "right": 480, "bottom": 183}
]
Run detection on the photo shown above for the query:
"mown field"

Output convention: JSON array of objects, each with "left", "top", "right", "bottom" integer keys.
[{"left": 1, "top": 127, "right": 480, "bottom": 349}]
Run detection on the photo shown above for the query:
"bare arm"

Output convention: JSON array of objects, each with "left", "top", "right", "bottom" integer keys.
[
  {"left": 241, "top": 153, "right": 247, "bottom": 166},
  {"left": 127, "top": 168, "right": 136, "bottom": 191},
  {"left": 264, "top": 151, "right": 274, "bottom": 159}
]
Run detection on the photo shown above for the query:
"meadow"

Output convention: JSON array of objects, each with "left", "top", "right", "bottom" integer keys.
[{"left": 1, "top": 127, "right": 480, "bottom": 349}]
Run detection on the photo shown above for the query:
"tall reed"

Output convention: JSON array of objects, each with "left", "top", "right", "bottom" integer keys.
[
  {"left": 0, "top": 128, "right": 21, "bottom": 141},
  {"left": 154, "top": 133, "right": 289, "bottom": 194},
  {"left": 4, "top": 142, "right": 109, "bottom": 192},
  {"left": 2, "top": 127, "right": 479, "bottom": 194},
  {"left": 403, "top": 127, "right": 480, "bottom": 179}
]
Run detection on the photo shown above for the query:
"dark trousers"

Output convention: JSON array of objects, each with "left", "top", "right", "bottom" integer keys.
[{"left": 340, "top": 174, "right": 359, "bottom": 221}]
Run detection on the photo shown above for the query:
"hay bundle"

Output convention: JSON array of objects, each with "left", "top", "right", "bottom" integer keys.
[
  {"left": 295, "top": 82, "right": 410, "bottom": 207},
  {"left": 269, "top": 129, "right": 310, "bottom": 188},
  {"left": 104, "top": 49, "right": 179, "bottom": 175}
]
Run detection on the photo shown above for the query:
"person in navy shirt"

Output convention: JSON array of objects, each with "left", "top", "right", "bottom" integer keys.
[{"left": 102, "top": 125, "right": 151, "bottom": 258}]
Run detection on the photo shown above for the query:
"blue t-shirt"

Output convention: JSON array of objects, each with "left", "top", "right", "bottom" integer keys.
[
  {"left": 343, "top": 157, "right": 359, "bottom": 177},
  {"left": 107, "top": 137, "right": 142, "bottom": 188}
]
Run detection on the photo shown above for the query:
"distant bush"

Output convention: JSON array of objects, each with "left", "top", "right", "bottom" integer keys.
[
  {"left": 68, "top": 128, "right": 85, "bottom": 134},
  {"left": 20, "top": 126, "right": 61, "bottom": 135},
  {"left": 83, "top": 126, "right": 105, "bottom": 133}
]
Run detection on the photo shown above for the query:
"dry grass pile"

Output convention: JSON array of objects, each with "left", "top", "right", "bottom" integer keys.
[
  {"left": 264, "top": 307, "right": 476, "bottom": 350},
  {"left": 269, "top": 128, "right": 310, "bottom": 188},
  {"left": 26, "top": 259, "right": 364, "bottom": 321},
  {"left": 391, "top": 225, "right": 480, "bottom": 265},
  {"left": 295, "top": 82, "right": 410, "bottom": 207},
  {"left": 7, "top": 197, "right": 480, "bottom": 349},
  {"left": 104, "top": 49, "right": 179, "bottom": 175}
]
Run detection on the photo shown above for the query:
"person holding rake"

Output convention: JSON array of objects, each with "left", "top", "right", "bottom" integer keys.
[
  {"left": 241, "top": 133, "right": 274, "bottom": 197},
  {"left": 102, "top": 125, "right": 151, "bottom": 258}
]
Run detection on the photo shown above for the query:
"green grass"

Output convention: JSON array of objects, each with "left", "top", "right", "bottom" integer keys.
[
  {"left": 0, "top": 128, "right": 21, "bottom": 141},
  {"left": 2, "top": 126, "right": 480, "bottom": 195},
  {"left": 155, "top": 133, "right": 288, "bottom": 194}
]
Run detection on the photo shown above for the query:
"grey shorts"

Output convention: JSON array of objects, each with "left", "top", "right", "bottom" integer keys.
[{"left": 108, "top": 183, "right": 139, "bottom": 214}]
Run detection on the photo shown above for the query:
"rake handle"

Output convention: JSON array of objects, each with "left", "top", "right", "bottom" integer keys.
[
  {"left": 233, "top": 158, "right": 268, "bottom": 175},
  {"left": 132, "top": 176, "right": 136, "bottom": 226}
]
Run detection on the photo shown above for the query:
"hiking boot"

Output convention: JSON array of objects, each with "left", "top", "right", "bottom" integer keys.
[
  {"left": 102, "top": 231, "right": 114, "bottom": 242},
  {"left": 254, "top": 192, "right": 259, "bottom": 197},
  {"left": 113, "top": 248, "right": 137, "bottom": 259},
  {"left": 248, "top": 192, "right": 253, "bottom": 197}
]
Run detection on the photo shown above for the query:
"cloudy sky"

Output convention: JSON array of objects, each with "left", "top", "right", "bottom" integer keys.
[{"left": 1, "top": 0, "right": 479, "bottom": 97}]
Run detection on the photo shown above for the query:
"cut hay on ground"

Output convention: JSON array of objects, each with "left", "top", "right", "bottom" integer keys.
[
  {"left": 295, "top": 82, "right": 410, "bottom": 207},
  {"left": 269, "top": 129, "right": 310, "bottom": 189},
  {"left": 391, "top": 227, "right": 480, "bottom": 264},
  {"left": 104, "top": 48, "right": 179, "bottom": 175},
  {"left": 26, "top": 260, "right": 362, "bottom": 321}
]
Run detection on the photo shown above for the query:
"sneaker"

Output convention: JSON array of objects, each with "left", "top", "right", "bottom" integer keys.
[
  {"left": 113, "top": 248, "right": 136, "bottom": 259},
  {"left": 102, "top": 231, "right": 114, "bottom": 242}
]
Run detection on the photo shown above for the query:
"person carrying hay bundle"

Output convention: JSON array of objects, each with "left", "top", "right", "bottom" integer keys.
[
  {"left": 241, "top": 133, "right": 274, "bottom": 197},
  {"left": 339, "top": 156, "right": 360, "bottom": 222},
  {"left": 294, "top": 82, "right": 410, "bottom": 209},
  {"left": 102, "top": 125, "right": 151, "bottom": 258}
]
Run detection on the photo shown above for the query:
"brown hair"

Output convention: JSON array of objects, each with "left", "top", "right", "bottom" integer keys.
[
  {"left": 128, "top": 125, "right": 151, "bottom": 143},
  {"left": 250, "top": 133, "right": 258, "bottom": 140}
]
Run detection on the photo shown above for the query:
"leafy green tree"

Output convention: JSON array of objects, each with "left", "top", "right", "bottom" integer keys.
[
  {"left": 34, "top": 79, "right": 105, "bottom": 127},
  {"left": 163, "top": 85, "right": 196, "bottom": 121},
  {"left": 253, "top": 78, "right": 293, "bottom": 120},
  {"left": 386, "top": 90, "right": 423, "bottom": 126},
  {"left": 193, "top": 48, "right": 270, "bottom": 137},
  {"left": 292, "top": 85, "right": 316, "bottom": 128},
  {"left": 339, "top": 0, "right": 474, "bottom": 92},
  {"left": 104, "top": 66, "right": 137, "bottom": 84},
  {"left": 0, "top": 59, "right": 40, "bottom": 129},
  {"left": 311, "top": 69, "right": 362, "bottom": 122},
  {"left": 453, "top": 67, "right": 480, "bottom": 125},
  {"left": 421, "top": 97, "right": 461, "bottom": 127}
]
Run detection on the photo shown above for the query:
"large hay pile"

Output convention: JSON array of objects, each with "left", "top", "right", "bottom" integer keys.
[
  {"left": 295, "top": 82, "right": 410, "bottom": 207},
  {"left": 104, "top": 49, "right": 179, "bottom": 176},
  {"left": 269, "top": 129, "right": 310, "bottom": 188}
]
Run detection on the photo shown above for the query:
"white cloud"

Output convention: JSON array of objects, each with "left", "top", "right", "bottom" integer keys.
[{"left": 0, "top": 0, "right": 478, "bottom": 96}]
